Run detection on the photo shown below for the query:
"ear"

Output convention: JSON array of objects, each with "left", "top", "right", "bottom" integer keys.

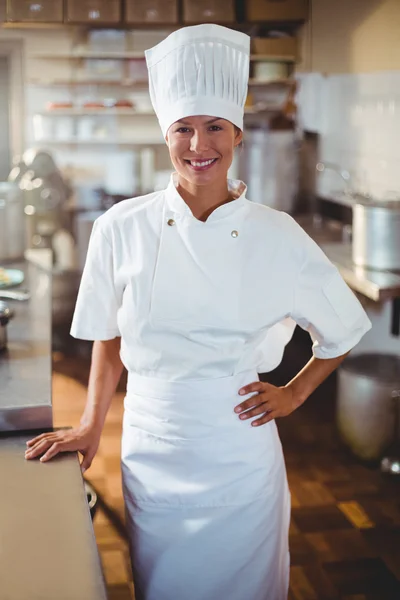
[{"left": 234, "top": 127, "right": 243, "bottom": 147}]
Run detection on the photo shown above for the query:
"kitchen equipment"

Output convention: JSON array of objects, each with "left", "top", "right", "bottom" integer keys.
[
  {"left": 52, "top": 268, "right": 82, "bottom": 327},
  {"left": 381, "top": 390, "right": 400, "bottom": 476},
  {"left": 337, "top": 353, "right": 400, "bottom": 461},
  {"left": 9, "top": 149, "right": 71, "bottom": 251},
  {"left": 0, "top": 301, "right": 14, "bottom": 352},
  {"left": 0, "top": 183, "right": 25, "bottom": 262},
  {"left": 0, "top": 268, "right": 24, "bottom": 288},
  {"left": 352, "top": 198, "right": 400, "bottom": 271},
  {"left": 238, "top": 126, "right": 299, "bottom": 212},
  {"left": 84, "top": 481, "right": 98, "bottom": 520},
  {"left": 0, "top": 290, "right": 30, "bottom": 301}
]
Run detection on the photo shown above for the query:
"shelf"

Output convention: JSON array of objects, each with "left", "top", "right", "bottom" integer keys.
[
  {"left": 250, "top": 54, "right": 296, "bottom": 63},
  {"left": 31, "top": 51, "right": 296, "bottom": 63},
  {"left": 33, "top": 107, "right": 279, "bottom": 117},
  {"left": 31, "top": 51, "right": 146, "bottom": 59},
  {"left": 27, "top": 79, "right": 148, "bottom": 87},
  {"left": 248, "top": 78, "right": 294, "bottom": 86},
  {"left": 32, "top": 138, "right": 165, "bottom": 145},
  {"left": 28, "top": 78, "right": 292, "bottom": 87},
  {"left": 1, "top": 20, "right": 305, "bottom": 31},
  {"left": 35, "top": 108, "right": 155, "bottom": 116}
]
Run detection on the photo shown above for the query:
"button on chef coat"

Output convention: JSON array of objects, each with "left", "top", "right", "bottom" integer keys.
[{"left": 70, "top": 173, "right": 371, "bottom": 381}]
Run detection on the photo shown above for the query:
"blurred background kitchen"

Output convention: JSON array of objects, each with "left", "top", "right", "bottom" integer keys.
[{"left": 1, "top": 2, "right": 400, "bottom": 600}]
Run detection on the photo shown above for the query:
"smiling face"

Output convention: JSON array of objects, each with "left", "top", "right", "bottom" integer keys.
[{"left": 165, "top": 115, "right": 243, "bottom": 187}]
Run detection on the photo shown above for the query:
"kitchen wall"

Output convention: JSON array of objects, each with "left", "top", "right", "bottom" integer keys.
[{"left": 295, "top": 0, "right": 400, "bottom": 201}]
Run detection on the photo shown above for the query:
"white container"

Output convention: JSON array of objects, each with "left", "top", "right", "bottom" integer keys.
[
  {"left": 88, "top": 30, "right": 126, "bottom": 52},
  {"left": 104, "top": 151, "right": 141, "bottom": 196},
  {"left": 55, "top": 117, "right": 74, "bottom": 141},
  {"left": 77, "top": 117, "right": 94, "bottom": 141},
  {"left": 253, "top": 62, "right": 289, "bottom": 82}
]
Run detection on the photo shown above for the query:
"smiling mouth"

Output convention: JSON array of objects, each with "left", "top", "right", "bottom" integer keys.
[{"left": 184, "top": 158, "right": 218, "bottom": 170}]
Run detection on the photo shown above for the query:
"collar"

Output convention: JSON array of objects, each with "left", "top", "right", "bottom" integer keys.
[{"left": 165, "top": 172, "right": 247, "bottom": 223}]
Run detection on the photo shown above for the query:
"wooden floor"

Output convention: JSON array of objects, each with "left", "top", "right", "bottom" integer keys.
[{"left": 52, "top": 329, "right": 400, "bottom": 600}]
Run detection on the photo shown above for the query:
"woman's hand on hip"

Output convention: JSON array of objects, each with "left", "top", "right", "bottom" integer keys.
[
  {"left": 25, "top": 424, "right": 102, "bottom": 473},
  {"left": 234, "top": 381, "right": 300, "bottom": 427}
]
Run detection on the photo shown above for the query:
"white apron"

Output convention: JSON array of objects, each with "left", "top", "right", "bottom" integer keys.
[{"left": 121, "top": 369, "right": 291, "bottom": 600}]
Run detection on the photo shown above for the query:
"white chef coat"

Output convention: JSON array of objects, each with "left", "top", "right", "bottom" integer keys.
[
  {"left": 70, "top": 173, "right": 371, "bottom": 378},
  {"left": 70, "top": 173, "right": 371, "bottom": 600}
]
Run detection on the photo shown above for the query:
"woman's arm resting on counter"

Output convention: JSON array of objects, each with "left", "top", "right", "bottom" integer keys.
[
  {"left": 234, "top": 352, "right": 350, "bottom": 427},
  {"left": 25, "top": 337, "right": 124, "bottom": 472}
]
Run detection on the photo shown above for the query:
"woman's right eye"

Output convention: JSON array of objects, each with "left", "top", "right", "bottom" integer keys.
[{"left": 176, "top": 127, "right": 190, "bottom": 133}]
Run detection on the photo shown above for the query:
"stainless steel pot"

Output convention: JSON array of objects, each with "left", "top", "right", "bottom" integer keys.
[
  {"left": 0, "top": 301, "right": 14, "bottom": 352},
  {"left": 238, "top": 127, "right": 299, "bottom": 213},
  {"left": 0, "top": 182, "right": 25, "bottom": 262},
  {"left": 352, "top": 199, "right": 400, "bottom": 271},
  {"left": 337, "top": 353, "right": 400, "bottom": 461}
]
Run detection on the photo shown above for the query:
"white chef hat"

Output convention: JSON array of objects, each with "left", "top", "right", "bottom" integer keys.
[{"left": 145, "top": 24, "right": 250, "bottom": 137}]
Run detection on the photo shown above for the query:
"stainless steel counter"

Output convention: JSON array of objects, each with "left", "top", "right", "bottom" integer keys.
[
  {"left": 0, "top": 254, "right": 52, "bottom": 431},
  {"left": 0, "top": 250, "right": 108, "bottom": 599},
  {"left": 0, "top": 431, "right": 107, "bottom": 600},
  {"left": 295, "top": 215, "right": 400, "bottom": 302},
  {"left": 320, "top": 243, "right": 400, "bottom": 302}
]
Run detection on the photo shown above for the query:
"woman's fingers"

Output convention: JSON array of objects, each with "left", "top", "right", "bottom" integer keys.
[
  {"left": 235, "top": 381, "right": 273, "bottom": 414},
  {"left": 26, "top": 432, "right": 55, "bottom": 447},
  {"left": 238, "top": 402, "right": 270, "bottom": 421},
  {"left": 251, "top": 411, "right": 277, "bottom": 427},
  {"left": 25, "top": 432, "right": 72, "bottom": 460},
  {"left": 25, "top": 438, "right": 55, "bottom": 459},
  {"left": 238, "top": 381, "right": 265, "bottom": 397},
  {"left": 80, "top": 451, "right": 95, "bottom": 474},
  {"left": 40, "top": 442, "right": 65, "bottom": 462}
]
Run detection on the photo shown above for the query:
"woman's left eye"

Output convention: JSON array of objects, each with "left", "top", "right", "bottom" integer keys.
[{"left": 209, "top": 125, "right": 222, "bottom": 131}]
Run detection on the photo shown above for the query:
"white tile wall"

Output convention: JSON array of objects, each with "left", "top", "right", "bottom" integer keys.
[{"left": 296, "top": 71, "right": 400, "bottom": 202}]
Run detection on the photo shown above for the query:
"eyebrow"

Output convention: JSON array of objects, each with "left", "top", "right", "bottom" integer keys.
[{"left": 176, "top": 117, "right": 223, "bottom": 125}]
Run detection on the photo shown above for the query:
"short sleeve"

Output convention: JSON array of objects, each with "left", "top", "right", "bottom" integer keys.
[
  {"left": 70, "top": 218, "right": 122, "bottom": 341},
  {"left": 290, "top": 232, "right": 371, "bottom": 359}
]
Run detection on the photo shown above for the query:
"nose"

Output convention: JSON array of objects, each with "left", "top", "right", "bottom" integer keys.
[{"left": 189, "top": 130, "right": 209, "bottom": 154}]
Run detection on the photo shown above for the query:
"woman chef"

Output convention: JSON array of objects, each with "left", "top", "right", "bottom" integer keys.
[{"left": 26, "top": 24, "right": 371, "bottom": 600}]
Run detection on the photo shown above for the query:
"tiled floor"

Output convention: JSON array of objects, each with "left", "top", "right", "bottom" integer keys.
[{"left": 52, "top": 329, "right": 400, "bottom": 600}]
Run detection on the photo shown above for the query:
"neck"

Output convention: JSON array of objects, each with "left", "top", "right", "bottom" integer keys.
[{"left": 176, "top": 175, "right": 233, "bottom": 222}]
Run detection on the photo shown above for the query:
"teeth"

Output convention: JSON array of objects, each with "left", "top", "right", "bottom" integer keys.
[{"left": 190, "top": 159, "right": 216, "bottom": 167}]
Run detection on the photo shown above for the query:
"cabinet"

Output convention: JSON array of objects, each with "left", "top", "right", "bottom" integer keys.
[
  {"left": 247, "top": 0, "right": 308, "bottom": 22},
  {"left": 7, "top": 0, "right": 63, "bottom": 22},
  {"left": 183, "top": 0, "right": 235, "bottom": 23},
  {"left": 125, "top": 0, "right": 178, "bottom": 24},
  {"left": 66, "top": 0, "right": 121, "bottom": 24}
]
